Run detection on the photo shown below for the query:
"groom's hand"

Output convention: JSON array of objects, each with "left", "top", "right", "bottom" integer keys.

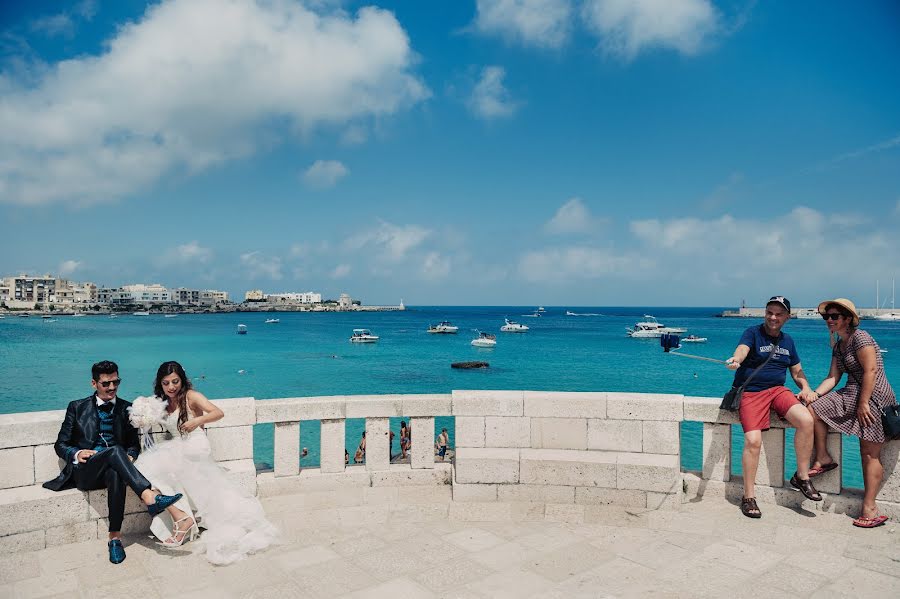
[{"left": 76, "top": 450, "right": 96, "bottom": 463}]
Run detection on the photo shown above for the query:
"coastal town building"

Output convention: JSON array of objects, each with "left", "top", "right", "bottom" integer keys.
[
  {"left": 118, "top": 283, "right": 172, "bottom": 304},
  {"left": 267, "top": 291, "right": 323, "bottom": 304}
]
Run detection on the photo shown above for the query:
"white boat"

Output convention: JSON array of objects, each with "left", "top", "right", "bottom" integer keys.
[
  {"left": 500, "top": 319, "right": 529, "bottom": 332},
  {"left": 265, "top": 318, "right": 280, "bottom": 324},
  {"left": 537, "top": 306, "right": 546, "bottom": 313},
  {"left": 108, "top": 314, "right": 118, "bottom": 319},
  {"left": 237, "top": 324, "right": 248, "bottom": 335},
  {"left": 427, "top": 321, "right": 458, "bottom": 334},
  {"left": 133, "top": 311, "right": 150, "bottom": 316},
  {"left": 874, "top": 279, "right": 900, "bottom": 320},
  {"left": 794, "top": 309, "right": 820, "bottom": 319},
  {"left": 626, "top": 315, "right": 687, "bottom": 338},
  {"left": 72, "top": 313, "right": 85, "bottom": 318},
  {"left": 43, "top": 318, "right": 57, "bottom": 323},
  {"left": 164, "top": 314, "right": 178, "bottom": 318},
  {"left": 41, "top": 315, "right": 54, "bottom": 319},
  {"left": 349, "top": 328, "right": 379, "bottom": 343},
  {"left": 680, "top": 335, "right": 708, "bottom": 343},
  {"left": 471, "top": 331, "right": 497, "bottom": 348}
]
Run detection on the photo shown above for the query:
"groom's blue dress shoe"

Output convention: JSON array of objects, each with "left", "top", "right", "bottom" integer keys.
[
  {"left": 108, "top": 539, "right": 126, "bottom": 564},
  {"left": 147, "top": 492, "right": 183, "bottom": 516}
]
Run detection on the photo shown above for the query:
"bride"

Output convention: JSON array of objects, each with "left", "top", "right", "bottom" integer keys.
[{"left": 136, "top": 361, "right": 278, "bottom": 564}]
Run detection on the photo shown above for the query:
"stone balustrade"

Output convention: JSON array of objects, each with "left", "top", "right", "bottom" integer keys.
[{"left": 1, "top": 391, "right": 898, "bottom": 554}]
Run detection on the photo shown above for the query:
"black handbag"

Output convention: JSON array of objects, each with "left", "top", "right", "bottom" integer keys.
[
  {"left": 881, "top": 403, "right": 900, "bottom": 440},
  {"left": 720, "top": 338, "right": 780, "bottom": 411}
]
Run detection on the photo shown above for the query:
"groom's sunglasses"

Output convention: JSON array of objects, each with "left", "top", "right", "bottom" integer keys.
[
  {"left": 821, "top": 313, "right": 842, "bottom": 321},
  {"left": 98, "top": 379, "right": 122, "bottom": 388}
]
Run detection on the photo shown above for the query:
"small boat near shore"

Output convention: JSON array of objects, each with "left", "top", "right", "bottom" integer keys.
[
  {"left": 680, "top": 335, "right": 708, "bottom": 343},
  {"left": 471, "top": 331, "right": 497, "bottom": 348},
  {"left": 237, "top": 324, "right": 248, "bottom": 335},
  {"left": 500, "top": 319, "right": 529, "bottom": 332},
  {"left": 428, "top": 321, "right": 458, "bottom": 334},
  {"left": 265, "top": 318, "right": 280, "bottom": 324},
  {"left": 164, "top": 314, "right": 178, "bottom": 318},
  {"left": 350, "top": 328, "right": 379, "bottom": 343},
  {"left": 133, "top": 311, "right": 150, "bottom": 316}
]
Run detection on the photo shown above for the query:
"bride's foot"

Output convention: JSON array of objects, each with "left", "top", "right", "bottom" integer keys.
[{"left": 162, "top": 516, "right": 197, "bottom": 547}]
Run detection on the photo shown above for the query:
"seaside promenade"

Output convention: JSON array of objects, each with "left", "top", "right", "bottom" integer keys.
[{"left": 2, "top": 391, "right": 898, "bottom": 598}]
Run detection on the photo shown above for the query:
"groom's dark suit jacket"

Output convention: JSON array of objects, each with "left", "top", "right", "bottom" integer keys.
[{"left": 43, "top": 395, "right": 140, "bottom": 491}]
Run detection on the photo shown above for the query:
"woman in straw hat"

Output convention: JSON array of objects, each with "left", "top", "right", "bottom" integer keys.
[{"left": 806, "top": 298, "right": 896, "bottom": 528}]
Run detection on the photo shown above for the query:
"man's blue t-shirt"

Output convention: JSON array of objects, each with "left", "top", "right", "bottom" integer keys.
[{"left": 732, "top": 324, "right": 800, "bottom": 392}]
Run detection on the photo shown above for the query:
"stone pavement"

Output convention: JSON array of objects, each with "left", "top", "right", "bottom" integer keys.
[{"left": 2, "top": 488, "right": 898, "bottom": 599}]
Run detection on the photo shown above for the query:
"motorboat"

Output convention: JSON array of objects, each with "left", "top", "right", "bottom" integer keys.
[
  {"left": 41, "top": 315, "right": 54, "bottom": 319},
  {"left": 471, "top": 331, "right": 497, "bottom": 348},
  {"left": 72, "top": 313, "right": 85, "bottom": 318},
  {"left": 500, "top": 319, "right": 529, "bottom": 332},
  {"left": 164, "top": 314, "right": 178, "bottom": 318},
  {"left": 626, "top": 315, "right": 687, "bottom": 338},
  {"left": 265, "top": 318, "right": 280, "bottom": 324},
  {"left": 133, "top": 311, "right": 150, "bottom": 316},
  {"left": 793, "top": 308, "right": 820, "bottom": 319},
  {"left": 237, "top": 324, "right": 248, "bottom": 335},
  {"left": 537, "top": 306, "right": 546, "bottom": 313},
  {"left": 349, "top": 328, "right": 379, "bottom": 343},
  {"left": 427, "top": 321, "right": 458, "bottom": 334},
  {"left": 108, "top": 314, "right": 118, "bottom": 319},
  {"left": 680, "top": 335, "right": 708, "bottom": 343}
]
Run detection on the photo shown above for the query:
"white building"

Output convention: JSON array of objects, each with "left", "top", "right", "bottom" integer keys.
[
  {"left": 338, "top": 293, "right": 353, "bottom": 309},
  {"left": 119, "top": 284, "right": 172, "bottom": 304},
  {"left": 268, "top": 292, "right": 322, "bottom": 304},
  {"left": 245, "top": 289, "right": 266, "bottom": 301}
]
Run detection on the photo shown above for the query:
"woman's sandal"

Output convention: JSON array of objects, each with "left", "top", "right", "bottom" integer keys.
[
  {"left": 852, "top": 515, "right": 888, "bottom": 528},
  {"left": 741, "top": 497, "right": 761, "bottom": 519},
  {"left": 159, "top": 516, "right": 199, "bottom": 548},
  {"left": 808, "top": 462, "right": 838, "bottom": 478}
]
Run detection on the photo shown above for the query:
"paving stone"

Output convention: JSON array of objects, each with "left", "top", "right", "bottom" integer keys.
[
  {"left": 443, "top": 527, "right": 507, "bottom": 552},
  {"left": 0, "top": 551, "right": 41, "bottom": 584},
  {"left": 524, "top": 541, "right": 616, "bottom": 582}
]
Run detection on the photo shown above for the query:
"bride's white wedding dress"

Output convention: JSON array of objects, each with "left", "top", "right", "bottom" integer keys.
[{"left": 136, "top": 409, "right": 278, "bottom": 565}]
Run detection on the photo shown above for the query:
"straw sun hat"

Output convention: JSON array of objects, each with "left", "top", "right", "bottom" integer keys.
[{"left": 817, "top": 298, "right": 860, "bottom": 327}]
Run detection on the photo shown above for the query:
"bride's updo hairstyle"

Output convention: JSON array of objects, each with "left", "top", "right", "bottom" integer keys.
[{"left": 154, "top": 361, "right": 193, "bottom": 435}]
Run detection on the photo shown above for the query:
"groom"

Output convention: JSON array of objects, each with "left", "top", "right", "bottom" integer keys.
[{"left": 43, "top": 360, "right": 182, "bottom": 564}]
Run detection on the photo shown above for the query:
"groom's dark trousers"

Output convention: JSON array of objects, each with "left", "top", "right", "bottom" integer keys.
[{"left": 43, "top": 395, "right": 152, "bottom": 532}]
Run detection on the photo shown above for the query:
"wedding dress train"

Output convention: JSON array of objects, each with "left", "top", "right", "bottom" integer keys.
[{"left": 136, "top": 409, "right": 278, "bottom": 565}]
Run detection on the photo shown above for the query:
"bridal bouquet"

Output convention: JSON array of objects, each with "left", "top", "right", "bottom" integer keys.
[{"left": 128, "top": 395, "right": 167, "bottom": 450}]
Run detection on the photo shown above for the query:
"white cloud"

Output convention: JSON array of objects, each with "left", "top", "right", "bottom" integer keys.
[
  {"left": 302, "top": 160, "right": 349, "bottom": 189},
  {"left": 422, "top": 252, "right": 451, "bottom": 280},
  {"left": 581, "top": 0, "right": 720, "bottom": 60},
  {"left": 58, "top": 260, "right": 82, "bottom": 276},
  {"left": 518, "top": 246, "right": 648, "bottom": 282},
  {"left": 1, "top": 0, "right": 429, "bottom": 205},
  {"left": 330, "top": 264, "right": 351, "bottom": 279},
  {"left": 469, "top": 66, "right": 518, "bottom": 120},
  {"left": 31, "top": 14, "right": 75, "bottom": 38},
  {"left": 340, "top": 125, "right": 368, "bottom": 146},
  {"left": 474, "top": 0, "right": 573, "bottom": 49},
  {"left": 627, "top": 206, "right": 900, "bottom": 301},
  {"left": 544, "top": 197, "right": 603, "bottom": 234},
  {"left": 170, "top": 241, "right": 212, "bottom": 264},
  {"left": 344, "top": 220, "right": 431, "bottom": 261},
  {"left": 239, "top": 251, "right": 283, "bottom": 281}
]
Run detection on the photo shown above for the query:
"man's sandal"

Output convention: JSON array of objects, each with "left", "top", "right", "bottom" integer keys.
[
  {"left": 741, "top": 497, "right": 761, "bottom": 519},
  {"left": 790, "top": 473, "right": 823, "bottom": 501}
]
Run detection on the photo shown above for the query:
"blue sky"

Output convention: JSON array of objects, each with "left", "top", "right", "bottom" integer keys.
[{"left": 1, "top": 0, "right": 899, "bottom": 307}]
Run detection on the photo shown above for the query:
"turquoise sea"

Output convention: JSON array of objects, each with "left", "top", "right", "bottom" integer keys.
[{"left": 2, "top": 306, "right": 898, "bottom": 489}]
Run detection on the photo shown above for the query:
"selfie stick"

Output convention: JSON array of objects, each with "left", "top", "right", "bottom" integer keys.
[{"left": 660, "top": 333, "right": 727, "bottom": 365}]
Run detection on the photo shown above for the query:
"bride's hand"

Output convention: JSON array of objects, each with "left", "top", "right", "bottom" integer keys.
[{"left": 180, "top": 418, "right": 202, "bottom": 433}]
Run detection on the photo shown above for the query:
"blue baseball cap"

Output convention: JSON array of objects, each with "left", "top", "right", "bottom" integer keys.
[{"left": 767, "top": 296, "right": 791, "bottom": 313}]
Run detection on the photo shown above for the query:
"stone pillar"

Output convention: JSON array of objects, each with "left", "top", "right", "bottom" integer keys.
[
  {"left": 320, "top": 419, "right": 345, "bottom": 473},
  {"left": 365, "top": 417, "right": 390, "bottom": 472},
  {"left": 273, "top": 422, "right": 299, "bottom": 477},
  {"left": 410, "top": 416, "right": 435, "bottom": 469},
  {"left": 702, "top": 422, "right": 730, "bottom": 481},
  {"left": 814, "top": 432, "right": 842, "bottom": 495},
  {"left": 756, "top": 428, "right": 784, "bottom": 487}
]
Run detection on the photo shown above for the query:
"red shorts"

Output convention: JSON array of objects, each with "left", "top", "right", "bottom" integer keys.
[{"left": 739, "top": 386, "right": 800, "bottom": 433}]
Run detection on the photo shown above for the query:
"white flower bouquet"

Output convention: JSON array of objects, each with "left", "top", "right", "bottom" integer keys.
[{"left": 128, "top": 395, "right": 167, "bottom": 449}]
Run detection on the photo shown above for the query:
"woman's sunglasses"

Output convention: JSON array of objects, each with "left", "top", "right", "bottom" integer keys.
[{"left": 821, "top": 313, "right": 843, "bottom": 321}]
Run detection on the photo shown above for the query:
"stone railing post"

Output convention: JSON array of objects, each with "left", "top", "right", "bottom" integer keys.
[
  {"left": 320, "top": 419, "right": 345, "bottom": 473},
  {"left": 702, "top": 423, "right": 730, "bottom": 481},
  {"left": 365, "top": 417, "right": 390, "bottom": 471},
  {"left": 410, "top": 417, "right": 435, "bottom": 469},
  {"left": 274, "top": 422, "right": 300, "bottom": 477}
]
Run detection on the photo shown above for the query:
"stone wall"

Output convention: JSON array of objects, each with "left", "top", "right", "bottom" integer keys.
[{"left": 1, "top": 391, "right": 898, "bottom": 554}]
